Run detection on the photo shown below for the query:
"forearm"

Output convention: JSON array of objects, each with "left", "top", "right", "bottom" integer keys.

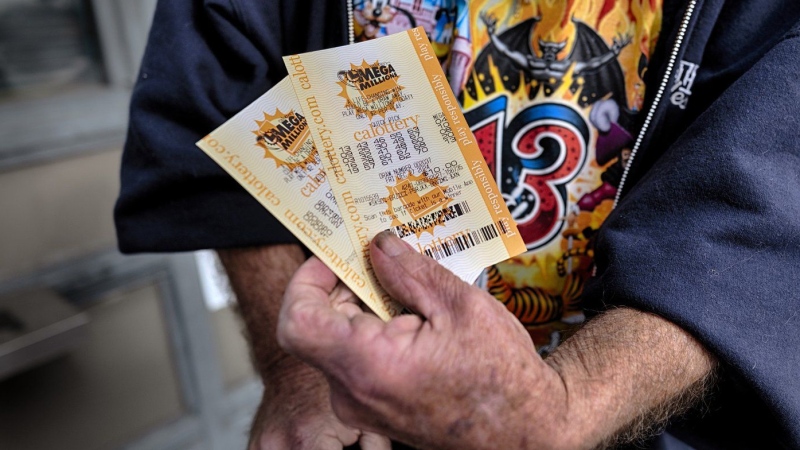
[
  {"left": 219, "top": 244, "right": 374, "bottom": 449},
  {"left": 218, "top": 243, "right": 339, "bottom": 429},
  {"left": 217, "top": 244, "right": 307, "bottom": 380},
  {"left": 545, "top": 307, "right": 717, "bottom": 449}
]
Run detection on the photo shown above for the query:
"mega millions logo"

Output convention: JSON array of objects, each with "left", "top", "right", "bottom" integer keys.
[
  {"left": 337, "top": 60, "right": 405, "bottom": 119},
  {"left": 253, "top": 109, "right": 316, "bottom": 170}
]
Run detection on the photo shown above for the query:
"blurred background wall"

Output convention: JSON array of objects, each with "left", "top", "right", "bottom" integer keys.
[{"left": 0, "top": 1, "right": 261, "bottom": 449}]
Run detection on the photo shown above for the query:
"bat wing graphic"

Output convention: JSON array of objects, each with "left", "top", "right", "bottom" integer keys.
[
  {"left": 464, "top": 18, "right": 540, "bottom": 99},
  {"left": 568, "top": 20, "right": 629, "bottom": 109}
]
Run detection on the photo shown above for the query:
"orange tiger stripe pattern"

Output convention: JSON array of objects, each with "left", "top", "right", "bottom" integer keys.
[{"left": 486, "top": 265, "right": 564, "bottom": 326}]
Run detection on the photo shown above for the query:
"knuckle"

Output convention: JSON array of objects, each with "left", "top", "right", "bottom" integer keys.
[{"left": 277, "top": 304, "right": 311, "bottom": 350}]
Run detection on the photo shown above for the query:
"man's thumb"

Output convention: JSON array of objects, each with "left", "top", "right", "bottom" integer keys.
[{"left": 370, "top": 231, "right": 468, "bottom": 322}]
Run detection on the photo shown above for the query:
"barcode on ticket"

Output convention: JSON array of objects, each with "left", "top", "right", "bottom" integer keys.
[
  {"left": 422, "top": 221, "right": 508, "bottom": 261},
  {"left": 388, "top": 201, "right": 471, "bottom": 238}
]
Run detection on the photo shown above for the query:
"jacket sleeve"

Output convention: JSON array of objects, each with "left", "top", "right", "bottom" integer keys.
[
  {"left": 114, "top": 0, "right": 346, "bottom": 253},
  {"left": 588, "top": 24, "right": 800, "bottom": 445}
]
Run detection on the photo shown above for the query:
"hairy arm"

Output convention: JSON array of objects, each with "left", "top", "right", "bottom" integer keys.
[
  {"left": 218, "top": 245, "right": 322, "bottom": 447},
  {"left": 547, "top": 307, "right": 717, "bottom": 448},
  {"left": 218, "top": 245, "right": 306, "bottom": 382},
  {"left": 218, "top": 245, "right": 389, "bottom": 450}
]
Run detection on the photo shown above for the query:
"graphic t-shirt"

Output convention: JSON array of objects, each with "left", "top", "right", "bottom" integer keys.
[{"left": 352, "top": 0, "right": 663, "bottom": 353}]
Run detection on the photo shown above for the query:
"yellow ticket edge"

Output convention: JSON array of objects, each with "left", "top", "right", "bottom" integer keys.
[
  {"left": 407, "top": 27, "right": 526, "bottom": 257},
  {"left": 196, "top": 78, "right": 401, "bottom": 320}
]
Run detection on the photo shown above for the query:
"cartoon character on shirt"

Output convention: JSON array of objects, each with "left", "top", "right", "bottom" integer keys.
[
  {"left": 455, "top": 1, "right": 662, "bottom": 349},
  {"left": 353, "top": 0, "right": 459, "bottom": 66}
]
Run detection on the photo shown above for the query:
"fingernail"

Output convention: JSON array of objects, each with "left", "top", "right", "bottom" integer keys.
[{"left": 375, "top": 231, "right": 411, "bottom": 257}]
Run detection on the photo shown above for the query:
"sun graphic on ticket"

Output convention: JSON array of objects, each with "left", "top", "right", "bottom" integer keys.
[
  {"left": 336, "top": 60, "right": 405, "bottom": 119},
  {"left": 253, "top": 109, "right": 316, "bottom": 170},
  {"left": 383, "top": 171, "right": 453, "bottom": 238}
]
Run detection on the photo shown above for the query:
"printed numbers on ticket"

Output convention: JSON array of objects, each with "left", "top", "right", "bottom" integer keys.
[
  {"left": 283, "top": 28, "right": 527, "bottom": 294},
  {"left": 196, "top": 77, "right": 402, "bottom": 320}
]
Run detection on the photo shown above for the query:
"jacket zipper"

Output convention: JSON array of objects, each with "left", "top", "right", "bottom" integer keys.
[
  {"left": 612, "top": 0, "right": 697, "bottom": 209},
  {"left": 347, "top": 0, "right": 355, "bottom": 45}
]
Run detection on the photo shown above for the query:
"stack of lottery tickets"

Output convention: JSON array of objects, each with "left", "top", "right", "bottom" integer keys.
[{"left": 197, "top": 29, "right": 526, "bottom": 320}]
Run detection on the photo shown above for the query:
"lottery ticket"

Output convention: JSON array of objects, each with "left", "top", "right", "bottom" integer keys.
[
  {"left": 196, "top": 77, "right": 402, "bottom": 320},
  {"left": 283, "top": 28, "right": 527, "bottom": 299}
]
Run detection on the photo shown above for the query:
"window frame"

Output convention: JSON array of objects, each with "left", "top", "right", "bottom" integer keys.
[
  {"left": 0, "top": 249, "right": 261, "bottom": 450},
  {"left": 0, "top": 0, "right": 157, "bottom": 172}
]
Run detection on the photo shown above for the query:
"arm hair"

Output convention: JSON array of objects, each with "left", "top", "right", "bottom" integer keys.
[{"left": 545, "top": 307, "right": 718, "bottom": 449}]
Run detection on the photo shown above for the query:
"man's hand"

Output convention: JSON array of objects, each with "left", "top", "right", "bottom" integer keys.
[
  {"left": 277, "top": 233, "right": 717, "bottom": 449},
  {"left": 249, "top": 356, "right": 390, "bottom": 450},
  {"left": 218, "top": 245, "right": 390, "bottom": 450},
  {"left": 277, "top": 234, "right": 571, "bottom": 449}
]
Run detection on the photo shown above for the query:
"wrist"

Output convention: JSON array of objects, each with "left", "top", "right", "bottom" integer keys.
[
  {"left": 527, "top": 360, "right": 583, "bottom": 450},
  {"left": 261, "top": 355, "right": 327, "bottom": 400},
  {"left": 544, "top": 356, "right": 603, "bottom": 450},
  {"left": 250, "top": 357, "right": 333, "bottom": 449},
  {"left": 465, "top": 358, "right": 576, "bottom": 450},
  {"left": 542, "top": 308, "right": 717, "bottom": 449}
]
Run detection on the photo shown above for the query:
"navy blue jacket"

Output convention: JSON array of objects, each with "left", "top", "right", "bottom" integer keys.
[{"left": 115, "top": 0, "right": 800, "bottom": 447}]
